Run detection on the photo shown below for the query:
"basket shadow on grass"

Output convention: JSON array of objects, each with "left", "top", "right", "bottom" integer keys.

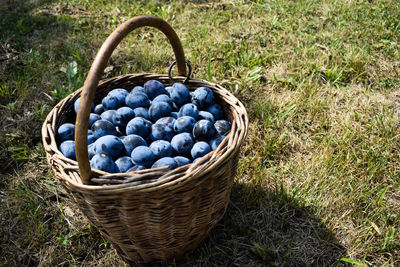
[{"left": 177, "top": 181, "right": 347, "bottom": 266}]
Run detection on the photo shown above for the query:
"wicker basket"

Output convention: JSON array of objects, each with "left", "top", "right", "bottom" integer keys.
[{"left": 41, "top": 16, "right": 248, "bottom": 264}]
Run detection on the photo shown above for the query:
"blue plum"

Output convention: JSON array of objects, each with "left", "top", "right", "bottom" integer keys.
[
  {"left": 165, "top": 86, "right": 173, "bottom": 96},
  {"left": 133, "top": 107, "right": 149, "bottom": 120},
  {"left": 191, "top": 141, "right": 211, "bottom": 159},
  {"left": 149, "top": 140, "right": 173, "bottom": 159},
  {"left": 152, "top": 94, "right": 173, "bottom": 107},
  {"left": 155, "top": 116, "right": 176, "bottom": 130},
  {"left": 94, "top": 135, "right": 124, "bottom": 159},
  {"left": 192, "top": 119, "right": 217, "bottom": 141},
  {"left": 57, "top": 123, "right": 75, "bottom": 142},
  {"left": 171, "top": 133, "right": 194, "bottom": 156},
  {"left": 115, "top": 156, "right": 134, "bottom": 173},
  {"left": 90, "top": 153, "right": 116, "bottom": 173},
  {"left": 126, "top": 165, "right": 147, "bottom": 172},
  {"left": 131, "top": 86, "right": 145, "bottom": 94},
  {"left": 170, "top": 83, "right": 191, "bottom": 107},
  {"left": 151, "top": 157, "right": 177, "bottom": 170},
  {"left": 59, "top": 140, "right": 76, "bottom": 160},
  {"left": 126, "top": 117, "right": 152, "bottom": 138},
  {"left": 172, "top": 102, "right": 179, "bottom": 112},
  {"left": 209, "top": 135, "right": 226, "bottom": 150},
  {"left": 108, "top": 88, "right": 129, "bottom": 104},
  {"left": 149, "top": 123, "right": 174, "bottom": 141},
  {"left": 144, "top": 80, "right": 166, "bottom": 100},
  {"left": 173, "top": 116, "right": 196, "bottom": 134},
  {"left": 214, "top": 120, "right": 231, "bottom": 135},
  {"left": 91, "top": 120, "right": 117, "bottom": 139},
  {"left": 89, "top": 113, "right": 100, "bottom": 128},
  {"left": 131, "top": 146, "right": 155, "bottom": 167},
  {"left": 173, "top": 156, "right": 191, "bottom": 167},
  {"left": 125, "top": 92, "right": 150, "bottom": 109},
  {"left": 122, "top": 134, "right": 147, "bottom": 155},
  {"left": 148, "top": 101, "right": 172, "bottom": 122},
  {"left": 100, "top": 110, "right": 117, "bottom": 124},
  {"left": 88, "top": 143, "right": 96, "bottom": 159},
  {"left": 191, "top": 87, "right": 213, "bottom": 108},
  {"left": 170, "top": 112, "right": 179, "bottom": 119},
  {"left": 178, "top": 103, "right": 199, "bottom": 120},
  {"left": 102, "top": 94, "right": 124, "bottom": 110},
  {"left": 206, "top": 103, "right": 224, "bottom": 121},
  {"left": 88, "top": 134, "right": 96, "bottom": 145},
  {"left": 113, "top": 107, "right": 135, "bottom": 128},
  {"left": 198, "top": 111, "right": 215, "bottom": 123},
  {"left": 94, "top": 104, "right": 104, "bottom": 114}
]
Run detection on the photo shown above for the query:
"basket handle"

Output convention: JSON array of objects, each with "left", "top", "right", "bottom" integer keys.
[{"left": 75, "top": 16, "right": 187, "bottom": 185}]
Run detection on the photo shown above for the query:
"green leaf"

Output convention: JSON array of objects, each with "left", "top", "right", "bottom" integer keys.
[{"left": 340, "top": 258, "right": 364, "bottom": 266}]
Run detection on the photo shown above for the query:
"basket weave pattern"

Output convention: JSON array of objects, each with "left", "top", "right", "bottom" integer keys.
[
  {"left": 42, "top": 74, "right": 248, "bottom": 263},
  {"left": 42, "top": 16, "right": 248, "bottom": 263}
]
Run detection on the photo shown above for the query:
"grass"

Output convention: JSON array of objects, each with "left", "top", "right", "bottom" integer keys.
[{"left": 1, "top": 0, "right": 399, "bottom": 265}]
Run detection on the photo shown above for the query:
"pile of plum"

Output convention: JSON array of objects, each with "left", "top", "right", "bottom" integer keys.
[{"left": 57, "top": 80, "right": 231, "bottom": 173}]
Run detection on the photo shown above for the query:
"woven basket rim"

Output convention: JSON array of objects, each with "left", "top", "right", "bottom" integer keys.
[{"left": 42, "top": 73, "right": 248, "bottom": 193}]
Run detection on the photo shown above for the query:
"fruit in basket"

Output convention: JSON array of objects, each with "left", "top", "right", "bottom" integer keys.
[
  {"left": 113, "top": 107, "right": 135, "bottom": 128},
  {"left": 192, "top": 119, "right": 217, "bottom": 141},
  {"left": 59, "top": 140, "right": 76, "bottom": 160},
  {"left": 209, "top": 135, "right": 226, "bottom": 150},
  {"left": 94, "top": 104, "right": 104, "bottom": 114},
  {"left": 198, "top": 111, "right": 215, "bottom": 123},
  {"left": 88, "top": 143, "right": 96, "bottom": 159},
  {"left": 100, "top": 110, "right": 117, "bottom": 123},
  {"left": 206, "top": 103, "right": 224, "bottom": 120},
  {"left": 214, "top": 120, "right": 231, "bottom": 136},
  {"left": 171, "top": 111, "right": 178, "bottom": 119},
  {"left": 131, "top": 85, "right": 145, "bottom": 94},
  {"left": 131, "top": 146, "right": 155, "bottom": 167},
  {"left": 89, "top": 113, "right": 100, "bottom": 128},
  {"left": 191, "top": 87, "right": 213, "bottom": 108},
  {"left": 126, "top": 117, "right": 152, "bottom": 138},
  {"left": 102, "top": 94, "right": 124, "bottom": 110},
  {"left": 173, "top": 156, "right": 191, "bottom": 167},
  {"left": 125, "top": 92, "right": 150, "bottom": 109},
  {"left": 115, "top": 156, "right": 134, "bottom": 173},
  {"left": 151, "top": 157, "right": 177, "bottom": 170},
  {"left": 92, "top": 119, "right": 118, "bottom": 139},
  {"left": 126, "top": 165, "right": 146, "bottom": 172},
  {"left": 58, "top": 80, "right": 233, "bottom": 174},
  {"left": 122, "top": 134, "right": 147, "bottom": 155},
  {"left": 133, "top": 107, "right": 149, "bottom": 120},
  {"left": 57, "top": 123, "right": 75, "bottom": 142},
  {"left": 144, "top": 80, "right": 166, "bottom": 100},
  {"left": 153, "top": 94, "right": 173, "bottom": 107},
  {"left": 108, "top": 88, "right": 129, "bottom": 103},
  {"left": 178, "top": 103, "right": 199, "bottom": 120},
  {"left": 93, "top": 135, "right": 124, "bottom": 160},
  {"left": 170, "top": 83, "right": 190, "bottom": 107},
  {"left": 173, "top": 116, "right": 196, "bottom": 134},
  {"left": 150, "top": 140, "right": 173, "bottom": 159},
  {"left": 171, "top": 132, "right": 194, "bottom": 156},
  {"left": 149, "top": 123, "right": 174, "bottom": 141},
  {"left": 88, "top": 133, "right": 96, "bottom": 145},
  {"left": 90, "top": 153, "right": 117, "bottom": 172},
  {"left": 191, "top": 141, "right": 211, "bottom": 159},
  {"left": 149, "top": 101, "right": 173, "bottom": 122},
  {"left": 155, "top": 116, "right": 176, "bottom": 130}
]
